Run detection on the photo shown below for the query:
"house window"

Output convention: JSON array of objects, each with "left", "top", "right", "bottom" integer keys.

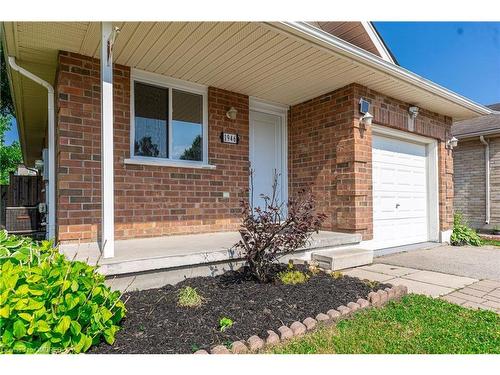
[
  {"left": 130, "top": 71, "right": 209, "bottom": 167},
  {"left": 134, "top": 82, "right": 169, "bottom": 158},
  {"left": 171, "top": 89, "right": 203, "bottom": 161}
]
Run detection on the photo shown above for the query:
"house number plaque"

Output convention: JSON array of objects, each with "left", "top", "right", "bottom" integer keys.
[{"left": 220, "top": 132, "right": 239, "bottom": 144}]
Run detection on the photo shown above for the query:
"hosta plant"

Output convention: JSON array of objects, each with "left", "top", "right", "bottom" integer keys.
[
  {"left": 0, "top": 230, "right": 126, "bottom": 354},
  {"left": 450, "top": 212, "right": 482, "bottom": 246}
]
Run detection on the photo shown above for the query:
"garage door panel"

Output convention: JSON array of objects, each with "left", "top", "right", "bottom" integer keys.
[{"left": 372, "top": 134, "right": 429, "bottom": 248}]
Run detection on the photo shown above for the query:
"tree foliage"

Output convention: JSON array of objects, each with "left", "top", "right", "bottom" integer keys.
[
  {"left": 1, "top": 43, "right": 15, "bottom": 117},
  {"left": 0, "top": 115, "right": 22, "bottom": 185},
  {"left": 180, "top": 135, "right": 202, "bottom": 161}
]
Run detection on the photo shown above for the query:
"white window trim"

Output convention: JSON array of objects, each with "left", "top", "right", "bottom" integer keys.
[{"left": 128, "top": 68, "right": 214, "bottom": 169}]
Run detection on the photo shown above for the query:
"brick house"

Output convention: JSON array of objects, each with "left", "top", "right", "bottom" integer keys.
[
  {"left": 2, "top": 22, "right": 491, "bottom": 284},
  {"left": 453, "top": 104, "right": 500, "bottom": 230}
]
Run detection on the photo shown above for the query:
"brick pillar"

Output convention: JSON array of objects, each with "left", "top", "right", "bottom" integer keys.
[
  {"left": 439, "top": 141, "right": 454, "bottom": 232},
  {"left": 289, "top": 84, "right": 372, "bottom": 239}
]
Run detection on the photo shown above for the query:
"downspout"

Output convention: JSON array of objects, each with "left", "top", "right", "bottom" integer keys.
[
  {"left": 8, "top": 57, "right": 56, "bottom": 240},
  {"left": 479, "top": 136, "right": 490, "bottom": 224}
]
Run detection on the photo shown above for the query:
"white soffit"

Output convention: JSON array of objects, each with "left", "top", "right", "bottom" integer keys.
[{"left": 2, "top": 21, "right": 492, "bottom": 163}]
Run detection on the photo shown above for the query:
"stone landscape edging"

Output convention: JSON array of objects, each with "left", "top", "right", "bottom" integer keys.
[{"left": 194, "top": 284, "right": 409, "bottom": 354}]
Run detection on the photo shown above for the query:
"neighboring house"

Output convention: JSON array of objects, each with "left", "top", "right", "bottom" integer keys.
[
  {"left": 453, "top": 104, "right": 500, "bottom": 230},
  {"left": 1, "top": 22, "right": 491, "bottom": 284}
]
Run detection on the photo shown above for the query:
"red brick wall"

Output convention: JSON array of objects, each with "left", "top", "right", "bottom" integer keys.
[
  {"left": 56, "top": 52, "right": 249, "bottom": 242},
  {"left": 288, "top": 85, "right": 364, "bottom": 235},
  {"left": 352, "top": 84, "right": 454, "bottom": 233},
  {"left": 289, "top": 84, "right": 454, "bottom": 240},
  {"left": 56, "top": 51, "right": 454, "bottom": 244}
]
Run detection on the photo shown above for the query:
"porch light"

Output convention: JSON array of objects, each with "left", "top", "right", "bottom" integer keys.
[
  {"left": 360, "top": 112, "right": 373, "bottom": 126},
  {"left": 34, "top": 159, "right": 44, "bottom": 172},
  {"left": 226, "top": 107, "right": 238, "bottom": 120},
  {"left": 106, "top": 26, "right": 121, "bottom": 66},
  {"left": 408, "top": 106, "right": 419, "bottom": 119},
  {"left": 446, "top": 136, "right": 459, "bottom": 150}
]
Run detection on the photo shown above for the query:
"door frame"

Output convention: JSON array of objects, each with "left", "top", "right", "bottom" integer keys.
[
  {"left": 371, "top": 125, "right": 440, "bottom": 245},
  {"left": 249, "top": 97, "right": 289, "bottom": 208}
]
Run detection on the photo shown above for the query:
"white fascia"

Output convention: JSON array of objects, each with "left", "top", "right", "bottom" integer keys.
[
  {"left": 273, "top": 22, "right": 492, "bottom": 117},
  {"left": 360, "top": 21, "right": 395, "bottom": 64}
]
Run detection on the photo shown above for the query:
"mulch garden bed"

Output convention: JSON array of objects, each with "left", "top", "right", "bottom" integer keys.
[{"left": 91, "top": 264, "right": 390, "bottom": 354}]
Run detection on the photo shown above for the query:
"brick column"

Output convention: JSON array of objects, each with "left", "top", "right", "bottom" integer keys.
[{"left": 439, "top": 141, "right": 454, "bottom": 232}]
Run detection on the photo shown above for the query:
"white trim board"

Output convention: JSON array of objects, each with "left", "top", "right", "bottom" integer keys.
[
  {"left": 101, "top": 22, "right": 115, "bottom": 258},
  {"left": 360, "top": 22, "right": 395, "bottom": 64}
]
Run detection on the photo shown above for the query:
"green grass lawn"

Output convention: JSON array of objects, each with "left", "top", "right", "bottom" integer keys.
[
  {"left": 481, "top": 238, "right": 500, "bottom": 247},
  {"left": 268, "top": 294, "right": 500, "bottom": 354}
]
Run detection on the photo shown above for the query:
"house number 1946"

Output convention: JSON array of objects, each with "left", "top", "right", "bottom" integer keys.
[{"left": 220, "top": 132, "right": 239, "bottom": 144}]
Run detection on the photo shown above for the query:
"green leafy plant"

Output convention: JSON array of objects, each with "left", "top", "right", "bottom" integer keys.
[
  {"left": 331, "top": 271, "right": 343, "bottom": 280},
  {"left": 218, "top": 317, "right": 233, "bottom": 332},
  {"left": 278, "top": 269, "right": 310, "bottom": 285},
  {"left": 177, "top": 286, "right": 204, "bottom": 308},
  {"left": 450, "top": 212, "right": 482, "bottom": 246},
  {"left": 0, "top": 115, "right": 23, "bottom": 185},
  {"left": 0, "top": 230, "right": 126, "bottom": 354},
  {"left": 362, "top": 279, "right": 380, "bottom": 289},
  {"left": 190, "top": 343, "right": 201, "bottom": 352}
]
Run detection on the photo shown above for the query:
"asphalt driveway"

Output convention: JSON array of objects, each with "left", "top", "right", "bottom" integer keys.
[{"left": 374, "top": 244, "right": 500, "bottom": 281}]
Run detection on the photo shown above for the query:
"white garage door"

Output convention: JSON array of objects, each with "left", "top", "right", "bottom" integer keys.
[{"left": 372, "top": 134, "right": 429, "bottom": 248}]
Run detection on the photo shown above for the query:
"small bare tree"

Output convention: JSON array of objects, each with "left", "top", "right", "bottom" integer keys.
[{"left": 236, "top": 170, "right": 326, "bottom": 283}]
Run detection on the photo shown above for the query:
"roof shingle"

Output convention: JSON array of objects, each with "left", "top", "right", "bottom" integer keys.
[{"left": 452, "top": 103, "right": 500, "bottom": 137}]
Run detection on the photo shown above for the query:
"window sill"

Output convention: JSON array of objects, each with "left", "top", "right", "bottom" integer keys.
[{"left": 124, "top": 158, "right": 216, "bottom": 170}]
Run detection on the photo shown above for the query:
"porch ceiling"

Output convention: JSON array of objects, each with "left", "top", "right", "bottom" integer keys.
[{"left": 2, "top": 21, "right": 491, "bottom": 164}]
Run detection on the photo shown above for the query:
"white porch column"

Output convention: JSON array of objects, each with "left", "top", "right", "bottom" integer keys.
[{"left": 101, "top": 22, "right": 115, "bottom": 258}]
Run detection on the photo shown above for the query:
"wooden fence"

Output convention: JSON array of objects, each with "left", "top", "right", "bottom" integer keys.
[{"left": 0, "top": 185, "right": 7, "bottom": 229}]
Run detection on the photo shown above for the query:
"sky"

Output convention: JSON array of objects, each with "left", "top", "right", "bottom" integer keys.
[
  {"left": 5, "top": 118, "right": 19, "bottom": 146},
  {"left": 374, "top": 22, "right": 500, "bottom": 106},
  {"left": 4, "top": 22, "right": 500, "bottom": 145}
]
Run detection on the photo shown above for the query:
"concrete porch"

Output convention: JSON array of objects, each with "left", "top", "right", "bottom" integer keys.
[{"left": 60, "top": 230, "right": 364, "bottom": 290}]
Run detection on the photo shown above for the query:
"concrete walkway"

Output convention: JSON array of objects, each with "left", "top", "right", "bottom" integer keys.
[
  {"left": 374, "top": 245, "right": 500, "bottom": 281},
  {"left": 343, "top": 263, "right": 500, "bottom": 313}
]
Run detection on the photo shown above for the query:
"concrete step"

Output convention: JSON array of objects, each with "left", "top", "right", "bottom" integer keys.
[{"left": 312, "top": 248, "right": 373, "bottom": 271}]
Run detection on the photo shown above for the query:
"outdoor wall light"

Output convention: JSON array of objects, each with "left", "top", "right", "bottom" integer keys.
[
  {"left": 360, "top": 112, "right": 374, "bottom": 126},
  {"left": 106, "top": 26, "right": 121, "bottom": 66},
  {"left": 34, "top": 159, "right": 44, "bottom": 172},
  {"left": 408, "top": 106, "right": 420, "bottom": 119},
  {"left": 446, "top": 136, "right": 459, "bottom": 150},
  {"left": 226, "top": 107, "right": 238, "bottom": 120}
]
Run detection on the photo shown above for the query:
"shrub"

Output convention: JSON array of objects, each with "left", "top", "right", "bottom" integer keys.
[
  {"left": 450, "top": 213, "right": 482, "bottom": 246},
  {"left": 236, "top": 171, "right": 326, "bottom": 283},
  {"left": 278, "top": 270, "right": 309, "bottom": 285},
  {"left": 177, "top": 286, "right": 204, "bottom": 308},
  {"left": 218, "top": 317, "right": 233, "bottom": 332},
  {"left": 0, "top": 230, "right": 126, "bottom": 354},
  {"left": 331, "top": 271, "right": 343, "bottom": 280}
]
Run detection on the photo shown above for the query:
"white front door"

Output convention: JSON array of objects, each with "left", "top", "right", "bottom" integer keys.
[
  {"left": 372, "top": 134, "right": 429, "bottom": 248},
  {"left": 249, "top": 110, "right": 285, "bottom": 210}
]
